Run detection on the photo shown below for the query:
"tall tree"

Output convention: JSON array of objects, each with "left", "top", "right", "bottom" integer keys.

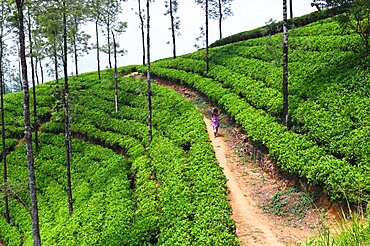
[
  {"left": 105, "top": 0, "right": 113, "bottom": 69},
  {"left": 32, "top": 39, "right": 46, "bottom": 85},
  {"left": 34, "top": 0, "right": 76, "bottom": 216},
  {"left": 62, "top": 0, "right": 73, "bottom": 216},
  {"left": 35, "top": 56, "right": 40, "bottom": 84},
  {"left": 15, "top": 43, "right": 23, "bottom": 92},
  {"left": 195, "top": 0, "right": 210, "bottom": 73},
  {"left": 147, "top": 0, "right": 152, "bottom": 142},
  {"left": 38, "top": 56, "right": 44, "bottom": 84},
  {"left": 0, "top": 0, "right": 10, "bottom": 224},
  {"left": 289, "top": 0, "right": 293, "bottom": 18},
  {"left": 95, "top": 18, "right": 101, "bottom": 79},
  {"left": 137, "top": 0, "right": 145, "bottom": 65},
  {"left": 100, "top": 0, "right": 125, "bottom": 69},
  {"left": 33, "top": 1, "right": 63, "bottom": 86},
  {"left": 164, "top": 0, "right": 180, "bottom": 58},
  {"left": 205, "top": 0, "right": 209, "bottom": 74},
  {"left": 15, "top": 0, "right": 41, "bottom": 244},
  {"left": 209, "top": 0, "right": 233, "bottom": 39},
  {"left": 282, "top": 0, "right": 289, "bottom": 126},
  {"left": 89, "top": 0, "right": 103, "bottom": 79},
  {"left": 69, "top": 3, "right": 91, "bottom": 77},
  {"left": 113, "top": 31, "right": 119, "bottom": 113},
  {"left": 27, "top": 6, "right": 39, "bottom": 151},
  {"left": 111, "top": 21, "right": 127, "bottom": 113},
  {"left": 72, "top": 17, "right": 80, "bottom": 76}
]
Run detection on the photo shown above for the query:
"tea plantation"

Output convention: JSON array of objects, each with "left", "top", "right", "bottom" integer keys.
[{"left": 0, "top": 72, "right": 237, "bottom": 245}]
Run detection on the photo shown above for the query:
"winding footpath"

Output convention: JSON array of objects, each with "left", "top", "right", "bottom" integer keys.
[
  {"left": 130, "top": 74, "right": 324, "bottom": 245},
  {"left": 203, "top": 116, "right": 284, "bottom": 246}
]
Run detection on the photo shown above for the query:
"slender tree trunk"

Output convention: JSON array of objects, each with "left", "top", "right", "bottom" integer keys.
[
  {"left": 138, "top": 0, "right": 146, "bottom": 65},
  {"left": 218, "top": 0, "right": 222, "bottom": 39},
  {"left": 205, "top": 0, "right": 209, "bottom": 74},
  {"left": 27, "top": 7, "right": 39, "bottom": 152},
  {"left": 73, "top": 17, "right": 79, "bottom": 77},
  {"left": 39, "top": 58, "right": 44, "bottom": 84},
  {"left": 1, "top": 77, "right": 9, "bottom": 224},
  {"left": 169, "top": 0, "right": 176, "bottom": 58},
  {"left": 15, "top": 1, "right": 41, "bottom": 245},
  {"left": 112, "top": 31, "right": 119, "bottom": 113},
  {"left": 96, "top": 20, "right": 101, "bottom": 80},
  {"left": 289, "top": 0, "right": 293, "bottom": 19},
  {"left": 282, "top": 0, "right": 289, "bottom": 126},
  {"left": 146, "top": 0, "right": 152, "bottom": 142},
  {"left": 107, "top": 9, "right": 112, "bottom": 69},
  {"left": 0, "top": 27, "right": 9, "bottom": 225},
  {"left": 107, "top": 28, "right": 112, "bottom": 68},
  {"left": 62, "top": 4, "right": 73, "bottom": 216},
  {"left": 35, "top": 56, "right": 40, "bottom": 85},
  {"left": 54, "top": 40, "right": 59, "bottom": 85},
  {"left": 73, "top": 41, "right": 78, "bottom": 77},
  {"left": 17, "top": 44, "right": 23, "bottom": 92}
]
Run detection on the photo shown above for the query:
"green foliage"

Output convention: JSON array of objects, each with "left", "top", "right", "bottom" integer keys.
[
  {"left": 332, "top": 0, "right": 370, "bottom": 49},
  {"left": 133, "top": 31, "right": 370, "bottom": 203},
  {"left": 299, "top": 213, "right": 370, "bottom": 246},
  {"left": 1, "top": 134, "right": 135, "bottom": 245},
  {"left": 0, "top": 71, "right": 238, "bottom": 245},
  {"left": 262, "top": 187, "right": 313, "bottom": 219},
  {"left": 132, "top": 15, "right": 370, "bottom": 207},
  {"left": 210, "top": 7, "right": 346, "bottom": 48}
]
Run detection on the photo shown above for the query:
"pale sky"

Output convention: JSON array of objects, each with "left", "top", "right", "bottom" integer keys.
[{"left": 75, "top": 0, "right": 316, "bottom": 76}]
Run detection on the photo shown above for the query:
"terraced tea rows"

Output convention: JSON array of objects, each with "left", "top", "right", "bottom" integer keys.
[
  {"left": 0, "top": 71, "right": 238, "bottom": 245},
  {"left": 127, "top": 17, "right": 370, "bottom": 203}
]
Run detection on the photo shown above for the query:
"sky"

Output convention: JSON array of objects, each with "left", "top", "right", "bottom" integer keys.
[{"left": 74, "top": 0, "right": 317, "bottom": 77}]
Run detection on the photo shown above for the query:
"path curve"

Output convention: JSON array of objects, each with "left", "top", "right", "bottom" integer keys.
[
  {"left": 128, "top": 73, "right": 325, "bottom": 245},
  {"left": 203, "top": 116, "right": 284, "bottom": 246}
]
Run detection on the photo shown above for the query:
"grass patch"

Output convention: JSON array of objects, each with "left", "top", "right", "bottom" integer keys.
[
  {"left": 298, "top": 211, "right": 370, "bottom": 246},
  {"left": 262, "top": 187, "right": 314, "bottom": 219}
]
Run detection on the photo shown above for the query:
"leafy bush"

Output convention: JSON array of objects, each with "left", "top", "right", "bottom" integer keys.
[
  {"left": 0, "top": 71, "right": 238, "bottom": 245},
  {"left": 210, "top": 7, "right": 346, "bottom": 48},
  {"left": 134, "top": 64, "right": 370, "bottom": 203}
]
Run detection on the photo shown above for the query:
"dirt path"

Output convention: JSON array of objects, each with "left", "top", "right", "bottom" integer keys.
[
  {"left": 128, "top": 74, "right": 333, "bottom": 245},
  {"left": 152, "top": 79, "right": 332, "bottom": 245},
  {"left": 159, "top": 80, "right": 334, "bottom": 245},
  {"left": 204, "top": 116, "right": 284, "bottom": 245}
]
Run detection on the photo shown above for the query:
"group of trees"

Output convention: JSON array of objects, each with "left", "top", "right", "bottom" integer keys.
[
  {"left": 2, "top": 0, "right": 128, "bottom": 91},
  {"left": 192, "top": 0, "right": 234, "bottom": 73},
  {"left": 2, "top": 0, "right": 128, "bottom": 245},
  {"left": 2, "top": 0, "right": 238, "bottom": 96},
  {"left": 144, "top": 0, "right": 235, "bottom": 140},
  {"left": 153, "top": 0, "right": 233, "bottom": 81},
  {"left": 4, "top": 0, "right": 370, "bottom": 244},
  {"left": 1, "top": 0, "right": 238, "bottom": 243},
  {"left": 3, "top": 0, "right": 239, "bottom": 240}
]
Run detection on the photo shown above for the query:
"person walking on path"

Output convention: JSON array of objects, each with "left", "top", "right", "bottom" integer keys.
[{"left": 211, "top": 108, "right": 220, "bottom": 137}]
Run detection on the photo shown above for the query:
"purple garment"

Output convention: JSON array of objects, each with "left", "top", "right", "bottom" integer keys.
[{"left": 212, "top": 114, "right": 220, "bottom": 129}]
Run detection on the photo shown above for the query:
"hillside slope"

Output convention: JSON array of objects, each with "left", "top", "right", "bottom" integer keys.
[
  {"left": 0, "top": 71, "right": 238, "bottom": 245},
  {"left": 129, "top": 16, "right": 370, "bottom": 204}
]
